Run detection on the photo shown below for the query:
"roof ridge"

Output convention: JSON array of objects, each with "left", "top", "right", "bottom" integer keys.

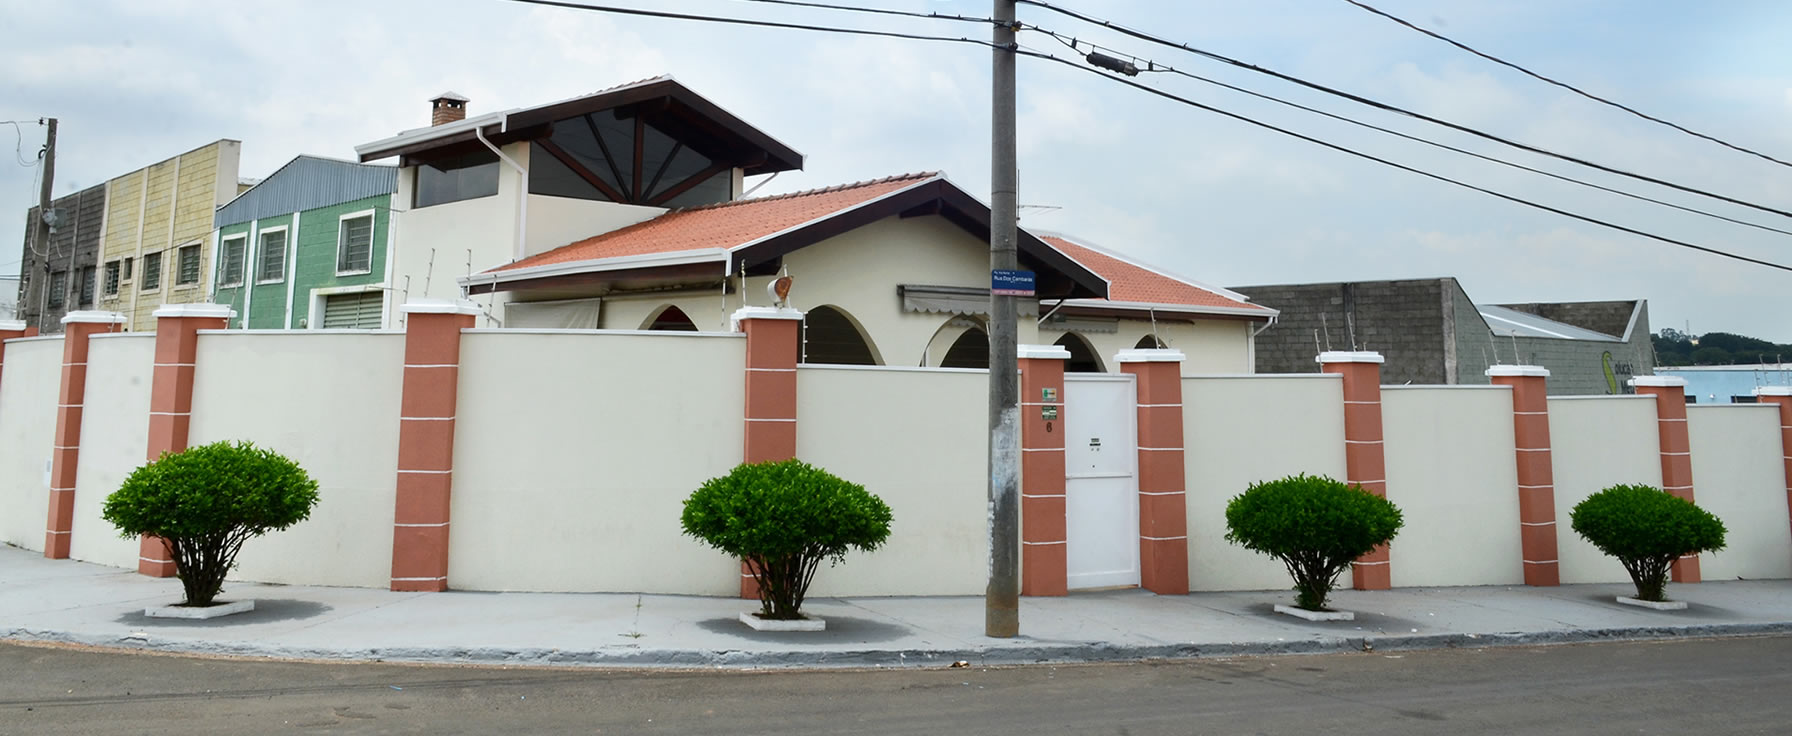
[{"left": 663, "top": 172, "right": 940, "bottom": 214}]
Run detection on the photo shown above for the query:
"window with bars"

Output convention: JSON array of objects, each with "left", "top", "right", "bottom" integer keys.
[
  {"left": 142, "top": 251, "right": 162, "bottom": 291},
  {"left": 177, "top": 244, "right": 201, "bottom": 286},
  {"left": 122, "top": 256, "right": 132, "bottom": 281},
  {"left": 47, "top": 271, "right": 67, "bottom": 309},
  {"left": 219, "top": 236, "right": 246, "bottom": 287},
  {"left": 337, "top": 215, "right": 374, "bottom": 274},
  {"left": 78, "top": 265, "right": 95, "bottom": 306},
  {"left": 258, "top": 229, "right": 287, "bottom": 283},
  {"left": 104, "top": 261, "right": 120, "bottom": 296}
]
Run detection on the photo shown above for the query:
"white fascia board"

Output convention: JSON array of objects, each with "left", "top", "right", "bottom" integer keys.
[
  {"left": 354, "top": 111, "right": 512, "bottom": 159},
  {"left": 458, "top": 248, "right": 731, "bottom": 288},
  {"left": 725, "top": 175, "right": 942, "bottom": 257},
  {"left": 1486, "top": 365, "right": 1551, "bottom": 378},
  {"left": 1058, "top": 298, "right": 1277, "bottom": 319}
]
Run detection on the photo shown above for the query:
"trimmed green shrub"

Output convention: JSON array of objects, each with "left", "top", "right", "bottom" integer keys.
[
  {"left": 102, "top": 441, "right": 319, "bottom": 606},
  {"left": 1224, "top": 473, "right": 1404, "bottom": 611},
  {"left": 1569, "top": 484, "right": 1726, "bottom": 602},
  {"left": 681, "top": 460, "right": 892, "bottom": 620}
]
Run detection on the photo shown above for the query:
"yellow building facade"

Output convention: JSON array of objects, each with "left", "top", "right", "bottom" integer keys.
[{"left": 97, "top": 140, "right": 241, "bottom": 331}]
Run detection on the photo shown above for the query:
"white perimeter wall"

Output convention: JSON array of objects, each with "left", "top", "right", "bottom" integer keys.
[
  {"left": 1382, "top": 387, "right": 1524, "bottom": 588},
  {"left": 798, "top": 366, "right": 990, "bottom": 597},
  {"left": 1547, "top": 396, "right": 1661, "bottom": 584},
  {"left": 448, "top": 330, "right": 746, "bottom": 594},
  {"left": 0, "top": 337, "right": 62, "bottom": 551},
  {"left": 68, "top": 334, "right": 154, "bottom": 569},
  {"left": 1687, "top": 405, "right": 1790, "bottom": 581},
  {"left": 1183, "top": 375, "right": 1347, "bottom": 592},
  {"left": 189, "top": 331, "right": 405, "bottom": 588}
]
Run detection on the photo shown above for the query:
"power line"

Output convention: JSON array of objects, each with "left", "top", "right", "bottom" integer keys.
[
  {"left": 1036, "top": 32, "right": 1789, "bottom": 236},
  {"left": 723, "top": 0, "right": 996, "bottom": 25},
  {"left": 1014, "top": 0, "right": 1790, "bottom": 218},
  {"left": 1015, "top": 47, "right": 1790, "bottom": 272},
  {"left": 2, "top": 120, "right": 43, "bottom": 167},
  {"left": 500, "top": 0, "right": 1003, "bottom": 48},
  {"left": 1338, "top": 0, "right": 1790, "bottom": 167}
]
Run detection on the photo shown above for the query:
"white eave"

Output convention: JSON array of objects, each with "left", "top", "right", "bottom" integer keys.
[
  {"left": 1058, "top": 297, "right": 1278, "bottom": 320},
  {"left": 355, "top": 111, "right": 513, "bottom": 160},
  {"left": 459, "top": 248, "right": 731, "bottom": 288}
]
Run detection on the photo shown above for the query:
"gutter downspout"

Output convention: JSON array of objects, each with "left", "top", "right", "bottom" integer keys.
[
  {"left": 475, "top": 127, "right": 527, "bottom": 263},
  {"left": 1249, "top": 314, "right": 1277, "bottom": 374}
]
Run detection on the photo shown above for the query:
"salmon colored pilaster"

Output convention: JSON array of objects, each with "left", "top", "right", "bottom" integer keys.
[
  {"left": 734, "top": 306, "right": 804, "bottom": 599},
  {"left": 45, "top": 311, "right": 126, "bottom": 558},
  {"left": 1118, "top": 348, "right": 1188, "bottom": 595},
  {"left": 1630, "top": 376, "right": 1700, "bottom": 583},
  {"left": 1755, "top": 388, "right": 1792, "bottom": 521},
  {"left": 1318, "top": 351, "right": 1391, "bottom": 590},
  {"left": 138, "top": 304, "right": 235, "bottom": 576},
  {"left": 0, "top": 320, "right": 27, "bottom": 391},
  {"left": 389, "top": 300, "right": 478, "bottom": 592},
  {"left": 1019, "top": 344, "right": 1069, "bottom": 596},
  {"left": 1488, "top": 366, "right": 1560, "bottom": 586}
]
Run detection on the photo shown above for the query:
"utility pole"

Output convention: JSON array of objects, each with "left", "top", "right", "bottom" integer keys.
[
  {"left": 27, "top": 118, "right": 57, "bottom": 323},
  {"left": 985, "top": 0, "right": 1021, "bottom": 638}
]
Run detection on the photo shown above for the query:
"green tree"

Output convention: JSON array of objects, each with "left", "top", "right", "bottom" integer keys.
[
  {"left": 1569, "top": 484, "right": 1726, "bottom": 602},
  {"left": 682, "top": 460, "right": 892, "bottom": 620},
  {"left": 1224, "top": 474, "right": 1403, "bottom": 611},
  {"left": 102, "top": 441, "right": 319, "bottom": 606}
]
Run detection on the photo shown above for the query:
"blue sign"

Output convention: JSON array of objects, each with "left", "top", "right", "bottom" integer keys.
[{"left": 991, "top": 269, "right": 1036, "bottom": 296}]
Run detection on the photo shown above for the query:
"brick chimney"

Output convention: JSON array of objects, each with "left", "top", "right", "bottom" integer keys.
[{"left": 429, "top": 91, "right": 470, "bottom": 126}]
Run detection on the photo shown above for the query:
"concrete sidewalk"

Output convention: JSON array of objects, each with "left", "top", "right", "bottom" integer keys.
[{"left": 2, "top": 546, "right": 1785, "bottom": 669}]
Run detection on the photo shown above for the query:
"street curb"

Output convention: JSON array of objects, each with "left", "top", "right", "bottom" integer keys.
[{"left": 6, "top": 621, "right": 1786, "bottom": 670}]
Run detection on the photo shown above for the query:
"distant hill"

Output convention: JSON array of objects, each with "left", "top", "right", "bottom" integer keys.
[{"left": 1654, "top": 329, "right": 1791, "bottom": 367}]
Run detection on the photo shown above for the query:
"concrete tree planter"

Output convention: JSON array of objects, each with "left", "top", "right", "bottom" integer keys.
[
  {"left": 1274, "top": 604, "right": 1355, "bottom": 622},
  {"left": 145, "top": 600, "right": 256, "bottom": 619},
  {"left": 739, "top": 612, "right": 826, "bottom": 632},
  {"left": 1616, "top": 596, "right": 1688, "bottom": 611}
]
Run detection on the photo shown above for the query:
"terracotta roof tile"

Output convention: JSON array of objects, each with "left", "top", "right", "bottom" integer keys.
[
  {"left": 493, "top": 173, "right": 937, "bottom": 272},
  {"left": 1041, "top": 236, "right": 1271, "bottom": 313}
]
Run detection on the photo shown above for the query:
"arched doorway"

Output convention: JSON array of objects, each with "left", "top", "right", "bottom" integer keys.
[
  {"left": 940, "top": 327, "right": 990, "bottom": 369},
  {"left": 802, "top": 305, "right": 881, "bottom": 365},
  {"left": 1135, "top": 334, "right": 1167, "bottom": 349},
  {"left": 643, "top": 305, "right": 699, "bottom": 331},
  {"left": 1054, "top": 333, "right": 1104, "bottom": 373}
]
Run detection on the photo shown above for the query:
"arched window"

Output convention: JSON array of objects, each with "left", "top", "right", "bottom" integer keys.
[
  {"left": 940, "top": 327, "right": 990, "bottom": 369},
  {"left": 1054, "top": 333, "right": 1105, "bottom": 373},
  {"left": 1135, "top": 334, "right": 1167, "bottom": 349},
  {"left": 643, "top": 305, "right": 699, "bottom": 331},
  {"left": 802, "top": 305, "right": 880, "bottom": 365}
]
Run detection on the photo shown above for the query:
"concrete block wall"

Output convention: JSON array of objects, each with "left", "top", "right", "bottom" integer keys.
[{"left": 1233, "top": 279, "right": 1451, "bottom": 384}]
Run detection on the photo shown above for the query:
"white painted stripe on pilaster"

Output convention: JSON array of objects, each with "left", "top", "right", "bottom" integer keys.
[
  {"left": 1140, "top": 535, "right": 1187, "bottom": 541},
  {"left": 1022, "top": 540, "right": 1066, "bottom": 546},
  {"left": 395, "top": 522, "right": 450, "bottom": 528}
]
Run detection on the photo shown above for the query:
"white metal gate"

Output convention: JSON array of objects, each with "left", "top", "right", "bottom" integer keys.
[{"left": 1063, "top": 374, "right": 1139, "bottom": 590}]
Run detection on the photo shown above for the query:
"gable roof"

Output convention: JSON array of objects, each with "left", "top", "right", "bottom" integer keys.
[
  {"left": 1041, "top": 235, "right": 1275, "bottom": 319},
  {"left": 461, "top": 173, "right": 1108, "bottom": 300},
  {"left": 216, "top": 155, "right": 396, "bottom": 228},
  {"left": 355, "top": 76, "right": 803, "bottom": 176}
]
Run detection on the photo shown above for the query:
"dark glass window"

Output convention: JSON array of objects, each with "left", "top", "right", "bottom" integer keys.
[
  {"left": 142, "top": 252, "right": 162, "bottom": 291},
  {"left": 177, "top": 244, "right": 201, "bottom": 285},
  {"left": 415, "top": 148, "right": 500, "bottom": 208},
  {"left": 47, "top": 271, "right": 66, "bottom": 309},
  {"left": 103, "top": 261, "right": 120, "bottom": 296},
  {"left": 78, "top": 265, "right": 95, "bottom": 306},
  {"left": 219, "top": 236, "right": 246, "bottom": 286},
  {"left": 526, "top": 113, "right": 731, "bottom": 208},
  {"left": 337, "top": 216, "right": 374, "bottom": 273}
]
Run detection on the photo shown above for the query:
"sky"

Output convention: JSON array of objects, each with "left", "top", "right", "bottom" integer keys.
[{"left": 2, "top": 0, "right": 1788, "bottom": 341}]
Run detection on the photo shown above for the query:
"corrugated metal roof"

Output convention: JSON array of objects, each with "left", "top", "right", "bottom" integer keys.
[
  {"left": 216, "top": 155, "right": 397, "bottom": 227},
  {"left": 1477, "top": 304, "right": 1621, "bottom": 342}
]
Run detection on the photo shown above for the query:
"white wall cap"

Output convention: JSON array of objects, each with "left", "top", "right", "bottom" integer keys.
[
  {"left": 1315, "top": 350, "right": 1384, "bottom": 365},
  {"left": 1116, "top": 348, "right": 1187, "bottom": 364},
  {"left": 1753, "top": 386, "right": 1792, "bottom": 397},
  {"left": 401, "top": 299, "right": 482, "bottom": 316},
  {"left": 153, "top": 303, "right": 236, "bottom": 320},
  {"left": 729, "top": 306, "right": 804, "bottom": 331},
  {"left": 1628, "top": 376, "right": 1686, "bottom": 388},
  {"left": 1485, "top": 365, "right": 1551, "bottom": 378},
  {"left": 60, "top": 310, "right": 127, "bottom": 325},
  {"left": 1018, "top": 344, "right": 1071, "bottom": 360},
  {"left": 0, "top": 320, "right": 26, "bottom": 332}
]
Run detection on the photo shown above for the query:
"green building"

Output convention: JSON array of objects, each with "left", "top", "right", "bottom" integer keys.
[{"left": 211, "top": 155, "right": 398, "bottom": 329}]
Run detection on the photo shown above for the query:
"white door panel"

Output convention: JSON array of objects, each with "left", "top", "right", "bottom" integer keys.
[{"left": 1064, "top": 375, "right": 1139, "bottom": 590}]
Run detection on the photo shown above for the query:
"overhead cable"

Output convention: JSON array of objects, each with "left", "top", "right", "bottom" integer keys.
[
  {"left": 1036, "top": 32, "right": 1789, "bottom": 236},
  {"left": 1338, "top": 0, "right": 1790, "bottom": 166},
  {"left": 1014, "top": 0, "right": 1790, "bottom": 218},
  {"left": 502, "top": 0, "right": 1002, "bottom": 48},
  {"left": 1017, "top": 48, "right": 1790, "bottom": 271}
]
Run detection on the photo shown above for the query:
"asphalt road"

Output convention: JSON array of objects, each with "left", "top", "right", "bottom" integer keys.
[{"left": 1, "top": 636, "right": 1786, "bottom": 735}]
